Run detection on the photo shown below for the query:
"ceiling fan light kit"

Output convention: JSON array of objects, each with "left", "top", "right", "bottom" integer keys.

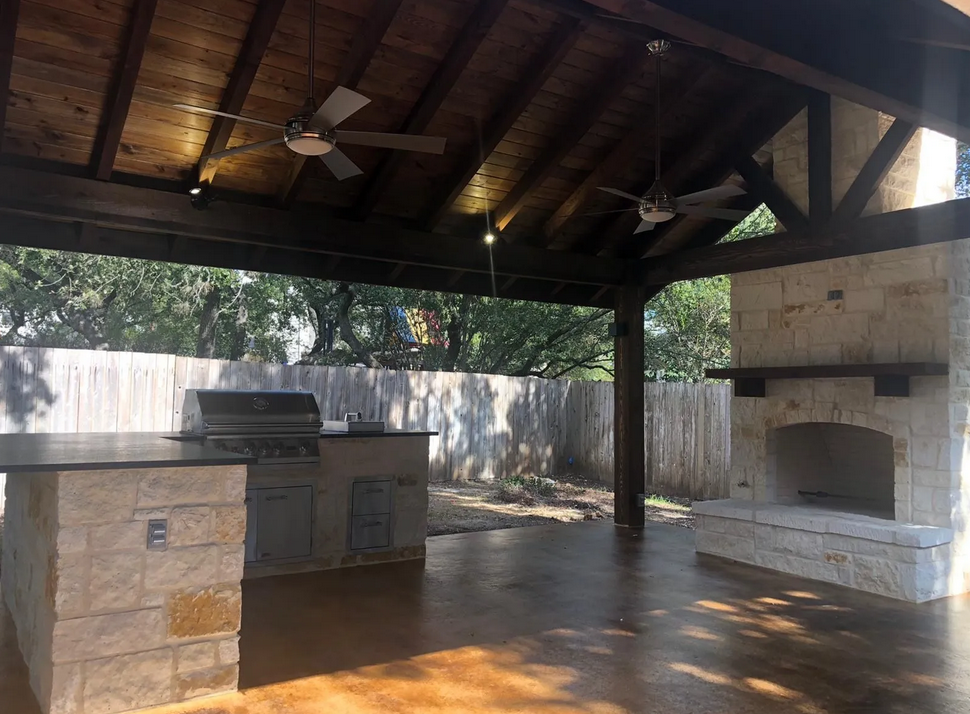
[{"left": 172, "top": 1, "right": 445, "bottom": 181}]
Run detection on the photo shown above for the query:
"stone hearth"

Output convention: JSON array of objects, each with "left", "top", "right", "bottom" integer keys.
[{"left": 694, "top": 100, "right": 970, "bottom": 602}]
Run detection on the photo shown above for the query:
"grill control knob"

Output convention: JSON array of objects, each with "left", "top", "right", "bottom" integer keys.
[
  {"left": 244, "top": 440, "right": 257, "bottom": 457},
  {"left": 298, "top": 441, "right": 310, "bottom": 456},
  {"left": 271, "top": 441, "right": 284, "bottom": 457},
  {"left": 257, "top": 441, "right": 272, "bottom": 458}
]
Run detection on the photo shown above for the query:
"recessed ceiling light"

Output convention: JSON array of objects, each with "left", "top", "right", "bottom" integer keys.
[{"left": 483, "top": 232, "right": 496, "bottom": 245}]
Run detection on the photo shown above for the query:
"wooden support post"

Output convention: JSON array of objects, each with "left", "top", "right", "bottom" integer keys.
[
  {"left": 807, "top": 91, "right": 833, "bottom": 227},
  {"left": 613, "top": 283, "right": 645, "bottom": 528}
]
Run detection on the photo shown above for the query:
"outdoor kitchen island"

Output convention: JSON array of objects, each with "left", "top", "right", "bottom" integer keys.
[{"left": 0, "top": 426, "right": 435, "bottom": 714}]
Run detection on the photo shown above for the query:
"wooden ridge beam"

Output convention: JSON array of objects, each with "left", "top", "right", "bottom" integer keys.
[
  {"left": 0, "top": 0, "right": 22, "bottom": 135},
  {"left": 543, "top": 64, "right": 719, "bottom": 246},
  {"left": 642, "top": 195, "right": 970, "bottom": 285},
  {"left": 579, "top": 0, "right": 970, "bottom": 143},
  {"left": 1, "top": 214, "right": 611, "bottom": 308},
  {"left": 807, "top": 91, "right": 833, "bottom": 226},
  {"left": 196, "top": 0, "right": 287, "bottom": 187},
  {"left": 493, "top": 42, "right": 652, "bottom": 235},
  {"left": 830, "top": 118, "right": 917, "bottom": 226},
  {"left": 91, "top": 0, "right": 158, "bottom": 181},
  {"left": 420, "top": 16, "right": 584, "bottom": 231},
  {"left": 351, "top": 0, "right": 508, "bottom": 220},
  {"left": 276, "top": 0, "right": 403, "bottom": 207},
  {"left": 0, "top": 165, "right": 626, "bottom": 288},
  {"left": 734, "top": 155, "right": 808, "bottom": 232}
]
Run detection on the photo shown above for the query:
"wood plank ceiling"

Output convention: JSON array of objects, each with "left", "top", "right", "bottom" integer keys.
[{"left": 1, "top": 0, "right": 969, "bottom": 306}]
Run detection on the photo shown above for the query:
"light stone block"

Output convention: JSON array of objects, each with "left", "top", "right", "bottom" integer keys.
[
  {"left": 219, "top": 545, "right": 246, "bottom": 582},
  {"left": 170, "top": 507, "right": 211, "bottom": 547},
  {"left": 177, "top": 642, "right": 218, "bottom": 673},
  {"left": 88, "top": 522, "right": 145, "bottom": 552},
  {"left": 217, "top": 637, "right": 240, "bottom": 666},
  {"left": 49, "top": 662, "right": 81, "bottom": 714},
  {"left": 176, "top": 664, "right": 238, "bottom": 701},
  {"left": 54, "top": 555, "right": 87, "bottom": 616},
  {"left": 59, "top": 472, "right": 137, "bottom": 526},
  {"left": 52, "top": 609, "right": 164, "bottom": 663},
  {"left": 56, "top": 527, "right": 88, "bottom": 555},
  {"left": 754, "top": 551, "right": 849, "bottom": 585},
  {"left": 145, "top": 546, "right": 221, "bottom": 591},
  {"left": 695, "top": 531, "right": 755, "bottom": 563},
  {"left": 137, "top": 469, "right": 222, "bottom": 508},
  {"left": 851, "top": 556, "right": 902, "bottom": 598},
  {"left": 826, "top": 519, "right": 896, "bottom": 544},
  {"left": 733, "top": 282, "right": 783, "bottom": 311},
  {"left": 82, "top": 649, "right": 173, "bottom": 714},
  {"left": 89, "top": 553, "right": 142, "bottom": 612},
  {"left": 691, "top": 499, "right": 755, "bottom": 520}
]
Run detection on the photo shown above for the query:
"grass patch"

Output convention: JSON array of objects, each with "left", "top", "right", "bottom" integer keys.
[{"left": 644, "top": 494, "right": 691, "bottom": 511}]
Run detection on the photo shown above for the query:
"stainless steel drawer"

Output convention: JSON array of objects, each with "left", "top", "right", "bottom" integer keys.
[
  {"left": 350, "top": 514, "right": 390, "bottom": 550},
  {"left": 352, "top": 480, "right": 392, "bottom": 516}
]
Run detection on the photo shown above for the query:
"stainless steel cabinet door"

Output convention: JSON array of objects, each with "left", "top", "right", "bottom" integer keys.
[
  {"left": 351, "top": 514, "right": 391, "bottom": 550},
  {"left": 352, "top": 479, "right": 392, "bottom": 515},
  {"left": 244, "top": 489, "right": 258, "bottom": 563},
  {"left": 255, "top": 486, "right": 312, "bottom": 561}
]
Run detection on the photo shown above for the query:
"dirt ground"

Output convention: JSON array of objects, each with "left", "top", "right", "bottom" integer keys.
[{"left": 427, "top": 475, "right": 694, "bottom": 536}]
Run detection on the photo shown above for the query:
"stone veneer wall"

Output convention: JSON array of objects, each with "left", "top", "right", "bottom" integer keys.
[
  {"left": 245, "top": 436, "right": 429, "bottom": 578},
  {"left": 1, "top": 465, "right": 247, "bottom": 714}
]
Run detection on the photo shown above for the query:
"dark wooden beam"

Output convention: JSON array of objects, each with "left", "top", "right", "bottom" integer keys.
[
  {"left": 830, "top": 118, "right": 917, "bottom": 226},
  {"left": 580, "top": 0, "right": 970, "bottom": 143},
  {"left": 420, "top": 17, "right": 584, "bottom": 231},
  {"left": 613, "top": 282, "right": 645, "bottom": 528},
  {"left": 276, "top": 0, "right": 403, "bottom": 207},
  {"left": 197, "top": 0, "right": 287, "bottom": 186},
  {"left": 91, "top": 0, "right": 158, "bottom": 181},
  {"left": 734, "top": 155, "right": 808, "bottom": 232},
  {"left": 0, "top": 165, "right": 626, "bottom": 288},
  {"left": 0, "top": 0, "right": 22, "bottom": 135},
  {"left": 1, "top": 214, "right": 611, "bottom": 308},
  {"left": 543, "top": 65, "right": 719, "bottom": 246},
  {"left": 807, "top": 91, "right": 833, "bottom": 226},
  {"left": 351, "top": 0, "right": 508, "bottom": 220},
  {"left": 493, "top": 43, "right": 651, "bottom": 234},
  {"left": 642, "top": 195, "right": 970, "bottom": 285}
]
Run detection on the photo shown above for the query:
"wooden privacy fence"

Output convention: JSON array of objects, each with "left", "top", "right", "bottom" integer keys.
[{"left": 0, "top": 347, "right": 731, "bottom": 504}]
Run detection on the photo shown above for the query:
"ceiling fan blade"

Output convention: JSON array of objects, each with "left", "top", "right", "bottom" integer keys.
[
  {"left": 336, "top": 130, "right": 446, "bottom": 155},
  {"left": 597, "top": 186, "right": 643, "bottom": 203},
  {"left": 676, "top": 185, "right": 746, "bottom": 205},
  {"left": 201, "top": 138, "right": 286, "bottom": 161},
  {"left": 633, "top": 220, "right": 657, "bottom": 234},
  {"left": 580, "top": 208, "right": 640, "bottom": 217},
  {"left": 676, "top": 205, "right": 752, "bottom": 221},
  {"left": 320, "top": 147, "right": 364, "bottom": 181},
  {"left": 173, "top": 104, "right": 282, "bottom": 131},
  {"left": 309, "top": 86, "right": 371, "bottom": 130}
]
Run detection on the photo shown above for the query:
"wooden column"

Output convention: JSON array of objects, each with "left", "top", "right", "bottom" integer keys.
[{"left": 613, "top": 283, "right": 645, "bottom": 528}]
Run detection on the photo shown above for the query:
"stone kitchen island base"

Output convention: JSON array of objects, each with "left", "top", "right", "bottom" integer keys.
[
  {"left": 1, "top": 463, "right": 249, "bottom": 714},
  {"left": 243, "top": 433, "right": 431, "bottom": 578}
]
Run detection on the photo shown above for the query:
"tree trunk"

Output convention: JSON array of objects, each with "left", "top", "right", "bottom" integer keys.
[
  {"left": 229, "top": 297, "right": 248, "bottom": 361},
  {"left": 335, "top": 283, "right": 382, "bottom": 369},
  {"left": 196, "top": 286, "right": 221, "bottom": 358}
]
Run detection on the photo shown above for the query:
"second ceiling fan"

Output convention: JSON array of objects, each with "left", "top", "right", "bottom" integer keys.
[
  {"left": 173, "top": 1, "right": 446, "bottom": 180},
  {"left": 594, "top": 40, "right": 749, "bottom": 235}
]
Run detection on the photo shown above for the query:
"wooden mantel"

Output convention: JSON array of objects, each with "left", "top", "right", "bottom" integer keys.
[{"left": 705, "top": 363, "right": 949, "bottom": 397}]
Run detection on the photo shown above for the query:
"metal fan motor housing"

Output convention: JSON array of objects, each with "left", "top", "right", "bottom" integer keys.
[
  {"left": 284, "top": 115, "right": 336, "bottom": 156},
  {"left": 638, "top": 179, "right": 676, "bottom": 222}
]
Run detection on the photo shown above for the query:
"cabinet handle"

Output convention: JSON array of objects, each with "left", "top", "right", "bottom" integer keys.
[
  {"left": 364, "top": 488, "right": 384, "bottom": 494},
  {"left": 265, "top": 495, "right": 289, "bottom": 501},
  {"left": 363, "top": 521, "right": 384, "bottom": 528}
]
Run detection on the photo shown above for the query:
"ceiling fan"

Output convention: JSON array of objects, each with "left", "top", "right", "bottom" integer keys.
[
  {"left": 592, "top": 40, "right": 749, "bottom": 234},
  {"left": 172, "top": 1, "right": 446, "bottom": 181}
]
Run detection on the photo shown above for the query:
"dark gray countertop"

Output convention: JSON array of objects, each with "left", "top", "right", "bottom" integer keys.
[
  {"left": 318, "top": 428, "right": 438, "bottom": 439},
  {"left": 0, "top": 432, "right": 254, "bottom": 473},
  {"left": 0, "top": 429, "right": 439, "bottom": 473}
]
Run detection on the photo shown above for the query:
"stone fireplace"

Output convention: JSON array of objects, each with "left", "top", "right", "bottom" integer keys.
[{"left": 694, "top": 100, "right": 970, "bottom": 602}]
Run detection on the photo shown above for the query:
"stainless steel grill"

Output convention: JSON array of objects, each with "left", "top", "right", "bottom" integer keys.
[{"left": 180, "top": 389, "right": 322, "bottom": 464}]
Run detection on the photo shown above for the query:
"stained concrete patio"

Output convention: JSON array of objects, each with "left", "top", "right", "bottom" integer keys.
[{"left": 3, "top": 520, "right": 970, "bottom": 714}]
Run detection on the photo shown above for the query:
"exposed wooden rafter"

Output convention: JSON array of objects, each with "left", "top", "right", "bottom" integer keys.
[
  {"left": 196, "top": 0, "right": 287, "bottom": 187},
  {"left": 420, "top": 16, "right": 584, "bottom": 231},
  {"left": 580, "top": 0, "right": 970, "bottom": 143},
  {"left": 91, "top": 0, "right": 158, "bottom": 181},
  {"left": 0, "top": 166, "right": 626, "bottom": 290},
  {"left": 642, "top": 195, "right": 970, "bottom": 285},
  {"left": 351, "top": 0, "right": 509, "bottom": 220},
  {"left": 0, "top": 0, "right": 22, "bottom": 135},
  {"left": 829, "top": 118, "right": 917, "bottom": 226},
  {"left": 543, "top": 65, "right": 720, "bottom": 247},
  {"left": 734, "top": 155, "right": 808, "bottom": 232},
  {"left": 494, "top": 43, "right": 652, "bottom": 235},
  {"left": 807, "top": 91, "right": 833, "bottom": 226},
  {"left": 276, "top": 0, "right": 404, "bottom": 207}
]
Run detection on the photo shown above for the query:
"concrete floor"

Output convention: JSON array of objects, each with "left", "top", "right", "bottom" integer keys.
[{"left": 4, "top": 520, "right": 970, "bottom": 713}]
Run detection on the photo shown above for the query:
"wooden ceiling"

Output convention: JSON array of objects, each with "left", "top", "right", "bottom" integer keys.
[{"left": 2, "top": 0, "right": 970, "bottom": 307}]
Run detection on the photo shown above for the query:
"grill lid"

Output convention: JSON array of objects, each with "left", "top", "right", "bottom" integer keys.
[{"left": 180, "top": 389, "right": 322, "bottom": 435}]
